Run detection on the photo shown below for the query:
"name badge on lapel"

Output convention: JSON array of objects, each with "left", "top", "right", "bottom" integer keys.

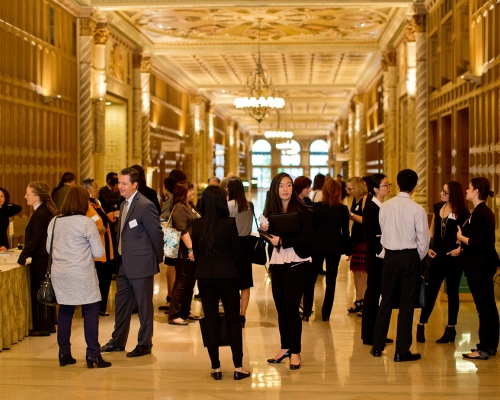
[
  {"left": 448, "top": 213, "right": 457, "bottom": 220},
  {"left": 129, "top": 219, "right": 138, "bottom": 228},
  {"left": 91, "top": 215, "right": 100, "bottom": 222}
]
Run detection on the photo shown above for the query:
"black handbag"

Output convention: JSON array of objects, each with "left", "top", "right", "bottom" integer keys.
[
  {"left": 392, "top": 256, "right": 430, "bottom": 309},
  {"left": 199, "top": 315, "right": 229, "bottom": 347},
  {"left": 37, "top": 217, "right": 58, "bottom": 306},
  {"left": 250, "top": 203, "right": 268, "bottom": 266}
]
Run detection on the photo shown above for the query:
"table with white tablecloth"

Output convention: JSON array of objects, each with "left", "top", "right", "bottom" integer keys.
[{"left": 0, "top": 250, "right": 31, "bottom": 351}]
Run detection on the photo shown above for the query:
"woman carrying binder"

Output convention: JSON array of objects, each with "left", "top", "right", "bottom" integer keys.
[{"left": 260, "top": 173, "right": 313, "bottom": 370}]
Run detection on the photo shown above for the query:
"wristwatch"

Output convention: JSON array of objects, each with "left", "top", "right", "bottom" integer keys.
[{"left": 187, "top": 248, "right": 193, "bottom": 254}]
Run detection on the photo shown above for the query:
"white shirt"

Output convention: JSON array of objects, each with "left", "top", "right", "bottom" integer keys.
[{"left": 379, "top": 192, "right": 429, "bottom": 260}]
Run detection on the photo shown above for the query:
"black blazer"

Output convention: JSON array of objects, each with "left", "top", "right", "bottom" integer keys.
[
  {"left": 268, "top": 203, "right": 313, "bottom": 259},
  {"left": 98, "top": 186, "right": 121, "bottom": 213},
  {"left": 17, "top": 203, "right": 53, "bottom": 265},
  {"left": 362, "top": 199, "right": 383, "bottom": 255},
  {"left": 460, "top": 202, "right": 500, "bottom": 276},
  {"left": 0, "top": 203, "right": 22, "bottom": 248},
  {"left": 312, "top": 202, "right": 351, "bottom": 256},
  {"left": 192, "top": 217, "right": 240, "bottom": 280}
]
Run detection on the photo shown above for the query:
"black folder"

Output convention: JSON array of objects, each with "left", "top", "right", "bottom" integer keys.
[{"left": 268, "top": 213, "right": 300, "bottom": 238}]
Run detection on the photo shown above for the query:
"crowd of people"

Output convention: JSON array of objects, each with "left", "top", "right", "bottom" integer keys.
[{"left": 0, "top": 166, "right": 499, "bottom": 377}]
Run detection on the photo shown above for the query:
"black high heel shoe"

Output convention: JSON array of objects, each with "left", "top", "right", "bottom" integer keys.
[
  {"left": 234, "top": 371, "right": 251, "bottom": 380},
  {"left": 347, "top": 300, "right": 363, "bottom": 314},
  {"left": 436, "top": 326, "right": 456, "bottom": 343},
  {"left": 86, "top": 355, "right": 112, "bottom": 369},
  {"left": 290, "top": 354, "right": 301, "bottom": 370},
  {"left": 211, "top": 371, "right": 222, "bottom": 380},
  {"left": 267, "top": 351, "right": 291, "bottom": 364},
  {"left": 59, "top": 353, "right": 76, "bottom": 366}
]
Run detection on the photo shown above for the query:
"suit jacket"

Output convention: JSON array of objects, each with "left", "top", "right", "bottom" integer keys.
[
  {"left": 460, "top": 202, "right": 500, "bottom": 276},
  {"left": 312, "top": 202, "right": 351, "bottom": 256},
  {"left": 98, "top": 185, "right": 121, "bottom": 213},
  {"left": 192, "top": 217, "right": 240, "bottom": 280},
  {"left": 268, "top": 203, "right": 314, "bottom": 259},
  {"left": 362, "top": 199, "right": 383, "bottom": 255},
  {"left": 17, "top": 203, "right": 54, "bottom": 265},
  {"left": 117, "top": 191, "right": 163, "bottom": 279},
  {"left": 0, "top": 203, "right": 22, "bottom": 248}
]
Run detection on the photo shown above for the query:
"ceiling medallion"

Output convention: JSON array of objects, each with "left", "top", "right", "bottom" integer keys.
[{"left": 234, "top": 19, "right": 284, "bottom": 124}]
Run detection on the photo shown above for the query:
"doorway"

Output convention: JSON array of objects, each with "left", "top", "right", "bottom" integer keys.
[{"left": 103, "top": 95, "right": 127, "bottom": 184}]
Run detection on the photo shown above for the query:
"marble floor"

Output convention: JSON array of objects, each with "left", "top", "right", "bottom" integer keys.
[{"left": 1, "top": 260, "right": 500, "bottom": 400}]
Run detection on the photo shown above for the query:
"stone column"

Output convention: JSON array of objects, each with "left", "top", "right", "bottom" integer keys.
[
  {"left": 205, "top": 106, "right": 215, "bottom": 179},
  {"left": 189, "top": 98, "right": 202, "bottom": 188},
  {"left": 226, "top": 121, "right": 238, "bottom": 176},
  {"left": 78, "top": 17, "right": 95, "bottom": 181},
  {"left": 347, "top": 106, "right": 355, "bottom": 178},
  {"left": 92, "top": 22, "right": 108, "bottom": 181},
  {"left": 354, "top": 95, "right": 366, "bottom": 177},
  {"left": 132, "top": 54, "right": 151, "bottom": 167},
  {"left": 382, "top": 47, "right": 398, "bottom": 183},
  {"left": 404, "top": 18, "right": 417, "bottom": 173},
  {"left": 414, "top": 14, "right": 428, "bottom": 208}
]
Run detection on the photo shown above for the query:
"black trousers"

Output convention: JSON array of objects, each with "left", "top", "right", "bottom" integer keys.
[
  {"left": 109, "top": 263, "right": 154, "bottom": 349},
  {"left": 271, "top": 262, "right": 309, "bottom": 354},
  {"left": 467, "top": 270, "right": 499, "bottom": 352},
  {"left": 169, "top": 258, "right": 197, "bottom": 321},
  {"left": 419, "top": 253, "right": 462, "bottom": 325},
  {"left": 58, "top": 302, "right": 100, "bottom": 357},
  {"left": 373, "top": 249, "right": 420, "bottom": 354},
  {"left": 198, "top": 278, "right": 243, "bottom": 369},
  {"left": 361, "top": 253, "right": 384, "bottom": 344},
  {"left": 302, "top": 253, "right": 341, "bottom": 319},
  {"left": 95, "top": 260, "right": 113, "bottom": 313}
]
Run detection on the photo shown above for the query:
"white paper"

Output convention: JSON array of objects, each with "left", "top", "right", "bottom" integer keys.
[
  {"left": 448, "top": 213, "right": 457, "bottom": 220},
  {"left": 376, "top": 248, "right": 386, "bottom": 259},
  {"left": 129, "top": 219, "right": 138, "bottom": 228},
  {"left": 91, "top": 215, "right": 100, "bottom": 222},
  {"left": 258, "top": 214, "right": 269, "bottom": 226}
]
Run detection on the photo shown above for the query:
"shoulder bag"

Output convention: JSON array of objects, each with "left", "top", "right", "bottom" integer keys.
[
  {"left": 161, "top": 204, "right": 181, "bottom": 258},
  {"left": 248, "top": 203, "right": 268, "bottom": 266},
  {"left": 37, "top": 216, "right": 58, "bottom": 306}
]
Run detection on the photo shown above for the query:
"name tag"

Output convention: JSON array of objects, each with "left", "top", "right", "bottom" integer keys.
[
  {"left": 355, "top": 205, "right": 359, "bottom": 211},
  {"left": 129, "top": 219, "right": 138, "bottom": 228},
  {"left": 448, "top": 213, "right": 457, "bottom": 220},
  {"left": 91, "top": 215, "right": 100, "bottom": 222}
]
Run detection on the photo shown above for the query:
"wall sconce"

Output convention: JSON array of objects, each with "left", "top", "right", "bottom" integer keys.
[
  {"left": 460, "top": 74, "right": 482, "bottom": 86},
  {"left": 43, "top": 94, "right": 61, "bottom": 104},
  {"left": 406, "top": 42, "right": 417, "bottom": 98},
  {"left": 406, "top": 68, "right": 416, "bottom": 98}
]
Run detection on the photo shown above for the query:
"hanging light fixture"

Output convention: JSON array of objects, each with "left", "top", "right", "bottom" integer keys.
[
  {"left": 234, "top": 19, "right": 285, "bottom": 124},
  {"left": 264, "top": 110, "right": 293, "bottom": 146}
]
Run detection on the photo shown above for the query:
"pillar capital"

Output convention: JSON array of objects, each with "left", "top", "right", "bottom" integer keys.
[
  {"left": 413, "top": 14, "right": 426, "bottom": 33},
  {"left": 80, "top": 17, "right": 95, "bottom": 36},
  {"left": 381, "top": 47, "right": 397, "bottom": 71},
  {"left": 404, "top": 18, "right": 416, "bottom": 42},
  {"left": 94, "top": 23, "right": 109, "bottom": 45}
]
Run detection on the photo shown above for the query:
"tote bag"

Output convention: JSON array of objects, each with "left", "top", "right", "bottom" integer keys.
[{"left": 161, "top": 205, "right": 181, "bottom": 258}]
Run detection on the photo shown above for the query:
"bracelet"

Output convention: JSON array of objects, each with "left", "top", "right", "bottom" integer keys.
[{"left": 187, "top": 248, "right": 193, "bottom": 254}]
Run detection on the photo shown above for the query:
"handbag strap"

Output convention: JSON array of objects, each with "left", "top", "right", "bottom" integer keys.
[
  {"left": 250, "top": 202, "right": 259, "bottom": 228},
  {"left": 166, "top": 203, "right": 179, "bottom": 227},
  {"left": 46, "top": 216, "right": 58, "bottom": 276}
]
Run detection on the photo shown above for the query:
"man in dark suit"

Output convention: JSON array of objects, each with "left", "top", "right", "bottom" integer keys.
[
  {"left": 99, "top": 172, "right": 120, "bottom": 213},
  {"left": 101, "top": 167, "right": 163, "bottom": 357}
]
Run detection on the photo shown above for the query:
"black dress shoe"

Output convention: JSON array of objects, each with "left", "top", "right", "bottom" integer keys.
[
  {"left": 371, "top": 348, "right": 382, "bottom": 357},
  {"left": 29, "top": 330, "right": 50, "bottom": 337},
  {"left": 59, "top": 353, "right": 76, "bottom": 366},
  {"left": 394, "top": 351, "right": 421, "bottom": 362},
  {"left": 301, "top": 315, "right": 309, "bottom": 322},
  {"left": 50, "top": 326, "right": 57, "bottom": 333},
  {"left": 126, "top": 346, "right": 152, "bottom": 358},
  {"left": 99, "top": 311, "right": 109, "bottom": 317},
  {"left": 194, "top": 293, "right": 201, "bottom": 299},
  {"left": 158, "top": 305, "right": 169, "bottom": 311},
  {"left": 267, "top": 351, "right": 291, "bottom": 364},
  {"left": 100, "top": 343, "right": 125, "bottom": 353},
  {"left": 234, "top": 371, "right": 251, "bottom": 380},
  {"left": 211, "top": 371, "right": 222, "bottom": 380},
  {"left": 385, "top": 338, "right": 394, "bottom": 343}
]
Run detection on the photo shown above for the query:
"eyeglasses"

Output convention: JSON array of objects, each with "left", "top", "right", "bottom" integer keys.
[
  {"left": 379, "top": 183, "right": 392, "bottom": 188},
  {"left": 441, "top": 190, "right": 450, "bottom": 195}
]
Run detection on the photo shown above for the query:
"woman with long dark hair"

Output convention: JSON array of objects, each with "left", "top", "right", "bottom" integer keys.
[
  {"left": 293, "top": 176, "right": 313, "bottom": 207},
  {"left": 192, "top": 185, "right": 250, "bottom": 380},
  {"left": 457, "top": 177, "right": 499, "bottom": 360},
  {"left": 0, "top": 187, "right": 22, "bottom": 251},
  {"left": 226, "top": 176, "right": 254, "bottom": 327},
  {"left": 302, "top": 179, "right": 351, "bottom": 321},
  {"left": 346, "top": 177, "right": 368, "bottom": 316},
  {"left": 261, "top": 173, "right": 313, "bottom": 370},
  {"left": 169, "top": 180, "right": 201, "bottom": 325},
  {"left": 416, "top": 181, "right": 470, "bottom": 344},
  {"left": 17, "top": 181, "right": 57, "bottom": 336},
  {"left": 311, "top": 173, "right": 326, "bottom": 203},
  {"left": 361, "top": 174, "right": 392, "bottom": 345}
]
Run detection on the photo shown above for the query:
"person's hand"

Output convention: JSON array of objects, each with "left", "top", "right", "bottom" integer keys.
[
  {"left": 0, "top": 246, "right": 7, "bottom": 252},
  {"left": 346, "top": 256, "right": 352, "bottom": 262},
  {"left": 446, "top": 247, "right": 461, "bottom": 257},
  {"left": 428, "top": 249, "right": 436, "bottom": 258},
  {"left": 98, "top": 227, "right": 107, "bottom": 234},
  {"left": 269, "top": 235, "right": 280, "bottom": 247},
  {"left": 113, "top": 211, "right": 120, "bottom": 218},
  {"left": 457, "top": 225, "right": 463, "bottom": 241},
  {"left": 188, "top": 252, "right": 195, "bottom": 262},
  {"left": 259, "top": 222, "right": 269, "bottom": 231}
]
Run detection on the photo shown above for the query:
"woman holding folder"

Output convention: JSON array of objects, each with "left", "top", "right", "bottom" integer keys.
[{"left": 260, "top": 173, "right": 313, "bottom": 370}]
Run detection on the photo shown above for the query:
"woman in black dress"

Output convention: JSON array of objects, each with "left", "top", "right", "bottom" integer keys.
[
  {"left": 416, "top": 181, "right": 469, "bottom": 343},
  {"left": 458, "top": 177, "right": 500, "bottom": 360},
  {"left": 17, "top": 181, "right": 57, "bottom": 336},
  {"left": 346, "top": 177, "right": 368, "bottom": 315},
  {"left": 192, "top": 185, "right": 250, "bottom": 380},
  {"left": 0, "top": 187, "right": 22, "bottom": 251},
  {"left": 260, "top": 173, "right": 313, "bottom": 370}
]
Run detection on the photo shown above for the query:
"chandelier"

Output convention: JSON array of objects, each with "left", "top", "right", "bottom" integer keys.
[
  {"left": 234, "top": 20, "right": 285, "bottom": 124},
  {"left": 264, "top": 110, "right": 293, "bottom": 146}
]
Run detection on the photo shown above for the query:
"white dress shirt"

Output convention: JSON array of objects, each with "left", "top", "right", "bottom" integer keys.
[{"left": 379, "top": 192, "right": 430, "bottom": 260}]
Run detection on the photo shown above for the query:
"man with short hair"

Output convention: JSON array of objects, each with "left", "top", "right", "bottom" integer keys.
[
  {"left": 99, "top": 172, "right": 120, "bottom": 214},
  {"left": 101, "top": 167, "right": 163, "bottom": 358},
  {"left": 208, "top": 176, "right": 221, "bottom": 186},
  {"left": 371, "top": 169, "right": 429, "bottom": 362}
]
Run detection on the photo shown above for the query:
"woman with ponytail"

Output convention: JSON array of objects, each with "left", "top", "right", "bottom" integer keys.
[
  {"left": 18, "top": 181, "right": 57, "bottom": 336},
  {"left": 458, "top": 177, "right": 500, "bottom": 360}
]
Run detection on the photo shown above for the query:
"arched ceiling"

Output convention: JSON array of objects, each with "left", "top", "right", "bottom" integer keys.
[{"left": 86, "top": 0, "right": 417, "bottom": 136}]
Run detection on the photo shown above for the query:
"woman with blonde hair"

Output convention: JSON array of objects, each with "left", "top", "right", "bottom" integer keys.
[
  {"left": 346, "top": 177, "right": 368, "bottom": 316},
  {"left": 17, "top": 181, "right": 57, "bottom": 336}
]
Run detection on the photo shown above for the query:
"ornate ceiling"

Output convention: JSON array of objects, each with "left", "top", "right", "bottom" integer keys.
[{"left": 89, "top": 0, "right": 416, "bottom": 135}]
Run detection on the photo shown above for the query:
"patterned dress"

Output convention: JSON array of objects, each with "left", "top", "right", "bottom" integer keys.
[{"left": 350, "top": 197, "right": 367, "bottom": 272}]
